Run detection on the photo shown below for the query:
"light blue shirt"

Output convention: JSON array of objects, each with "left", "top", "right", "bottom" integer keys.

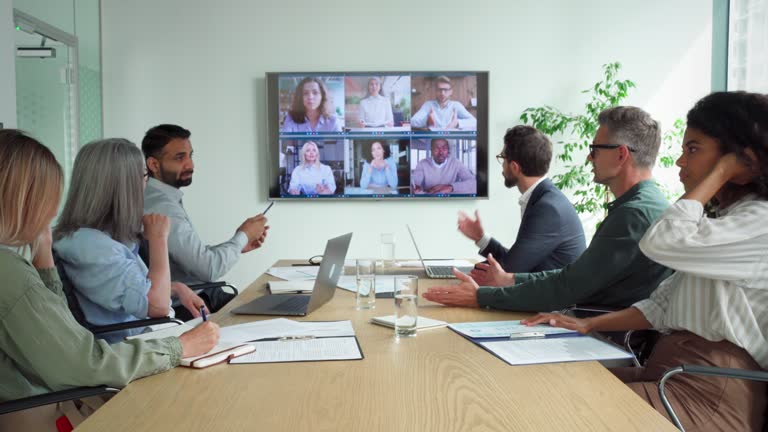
[
  {"left": 288, "top": 163, "right": 337, "bottom": 195},
  {"left": 281, "top": 113, "right": 342, "bottom": 133},
  {"left": 144, "top": 177, "right": 248, "bottom": 285},
  {"left": 360, "top": 158, "right": 397, "bottom": 189},
  {"left": 410, "top": 100, "right": 477, "bottom": 130},
  {"left": 53, "top": 228, "right": 151, "bottom": 343}
]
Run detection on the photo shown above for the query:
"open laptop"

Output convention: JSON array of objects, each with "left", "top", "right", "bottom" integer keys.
[
  {"left": 232, "top": 232, "right": 352, "bottom": 316},
  {"left": 406, "top": 225, "right": 473, "bottom": 279}
]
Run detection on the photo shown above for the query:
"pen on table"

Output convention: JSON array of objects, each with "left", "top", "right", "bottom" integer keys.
[
  {"left": 200, "top": 306, "right": 207, "bottom": 322},
  {"left": 508, "top": 331, "right": 545, "bottom": 340},
  {"left": 278, "top": 335, "right": 315, "bottom": 341}
]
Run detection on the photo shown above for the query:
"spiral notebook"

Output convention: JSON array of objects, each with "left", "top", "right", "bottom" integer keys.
[{"left": 126, "top": 322, "right": 255, "bottom": 368}]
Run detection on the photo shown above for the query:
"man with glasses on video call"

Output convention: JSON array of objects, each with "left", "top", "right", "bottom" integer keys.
[
  {"left": 410, "top": 75, "right": 477, "bottom": 130},
  {"left": 424, "top": 106, "right": 674, "bottom": 313},
  {"left": 457, "top": 125, "right": 586, "bottom": 275}
]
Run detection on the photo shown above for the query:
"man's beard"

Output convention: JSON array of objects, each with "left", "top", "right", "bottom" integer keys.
[
  {"left": 159, "top": 165, "right": 193, "bottom": 188},
  {"left": 504, "top": 173, "right": 518, "bottom": 189}
]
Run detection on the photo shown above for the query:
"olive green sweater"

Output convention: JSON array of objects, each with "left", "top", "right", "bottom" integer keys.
[
  {"left": 477, "top": 180, "right": 674, "bottom": 312},
  {"left": 0, "top": 248, "right": 182, "bottom": 401}
]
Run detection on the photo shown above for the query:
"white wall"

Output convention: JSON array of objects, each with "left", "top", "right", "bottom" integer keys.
[
  {"left": 0, "top": 0, "right": 16, "bottom": 128},
  {"left": 101, "top": 0, "right": 712, "bottom": 289}
]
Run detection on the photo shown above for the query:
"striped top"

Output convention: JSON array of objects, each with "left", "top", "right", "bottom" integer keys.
[{"left": 635, "top": 196, "right": 768, "bottom": 369}]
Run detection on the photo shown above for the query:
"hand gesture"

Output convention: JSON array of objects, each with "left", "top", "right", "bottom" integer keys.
[
  {"left": 143, "top": 214, "right": 171, "bottom": 241},
  {"left": 238, "top": 214, "right": 267, "bottom": 243},
  {"left": 422, "top": 269, "right": 480, "bottom": 307},
  {"left": 371, "top": 158, "right": 387, "bottom": 169},
  {"left": 174, "top": 281, "right": 208, "bottom": 319},
  {"left": 178, "top": 321, "right": 220, "bottom": 358},
  {"left": 242, "top": 226, "right": 269, "bottom": 253},
  {"left": 470, "top": 253, "right": 514, "bottom": 287},
  {"left": 427, "top": 108, "right": 437, "bottom": 127},
  {"left": 457, "top": 210, "right": 484, "bottom": 241},
  {"left": 32, "top": 226, "right": 55, "bottom": 269},
  {"left": 316, "top": 183, "right": 331, "bottom": 194},
  {"left": 447, "top": 109, "right": 459, "bottom": 129},
  {"left": 427, "top": 184, "right": 453, "bottom": 194},
  {"left": 413, "top": 185, "right": 424, "bottom": 194},
  {"left": 521, "top": 313, "right": 592, "bottom": 334}
]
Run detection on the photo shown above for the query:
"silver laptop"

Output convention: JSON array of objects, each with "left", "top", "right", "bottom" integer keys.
[
  {"left": 406, "top": 225, "right": 473, "bottom": 279},
  {"left": 232, "top": 232, "right": 352, "bottom": 316}
]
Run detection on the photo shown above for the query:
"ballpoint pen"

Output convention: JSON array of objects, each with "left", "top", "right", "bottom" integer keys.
[
  {"left": 200, "top": 306, "right": 207, "bottom": 322},
  {"left": 278, "top": 335, "right": 315, "bottom": 341},
  {"left": 508, "top": 331, "right": 545, "bottom": 340}
]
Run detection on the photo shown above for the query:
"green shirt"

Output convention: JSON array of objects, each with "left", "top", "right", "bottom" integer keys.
[
  {"left": 476, "top": 180, "right": 674, "bottom": 312},
  {"left": 0, "top": 248, "right": 182, "bottom": 401}
]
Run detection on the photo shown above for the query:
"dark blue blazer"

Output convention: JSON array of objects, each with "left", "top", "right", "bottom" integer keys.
[{"left": 480, "top": 179, "right": 586, "bottom": 273}]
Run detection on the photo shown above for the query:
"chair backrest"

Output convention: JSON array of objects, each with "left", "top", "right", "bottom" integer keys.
[{"left": 52, "top": 251, "right": 90, "bottom": 328}]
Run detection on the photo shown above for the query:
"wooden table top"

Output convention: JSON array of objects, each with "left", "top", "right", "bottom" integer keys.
[{"left": 77, "top": 261, "right": 675, "bottom": 432}]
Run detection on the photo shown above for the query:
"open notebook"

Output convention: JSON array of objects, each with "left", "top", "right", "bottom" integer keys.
[{"left": 126, "top": 322, "right": 255, "bottom": 368}]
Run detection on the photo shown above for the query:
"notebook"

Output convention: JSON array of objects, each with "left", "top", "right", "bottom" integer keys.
[
  {"left": 126, "top": 322, "right": 255, "bottom": 368},
  {"left": 370, "top": 315, "right": 447, "bottom": 330}
]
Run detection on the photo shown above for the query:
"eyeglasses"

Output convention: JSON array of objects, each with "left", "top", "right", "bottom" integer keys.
[
  {"left": 588, "top": 144, "right": 637, "bottom": 158},
  {"left": 495, "top": 153, "right": 506, "bottom": 165},
  {"left": 143, "top": 171, "right": 150, "bottom": 179},
  {"left": 435, "top": 87, "right": 452, "bottom": 93}
]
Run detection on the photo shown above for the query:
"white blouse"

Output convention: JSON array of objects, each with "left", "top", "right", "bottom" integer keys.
[{"left": 635, "top": 197, "right": 768, "bottom": 369}]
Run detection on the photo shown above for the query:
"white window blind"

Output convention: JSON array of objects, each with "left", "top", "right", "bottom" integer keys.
[{"left": 728, "top": 0, "right": 768, "bottom": 92}]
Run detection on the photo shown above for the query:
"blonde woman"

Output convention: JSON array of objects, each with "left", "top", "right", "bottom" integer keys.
[
  {"left": 0, "top": 130, "right": 218, "bottom": 430},
  {"left": 287, "top": 141, "right": 337, "bottom": 195}
]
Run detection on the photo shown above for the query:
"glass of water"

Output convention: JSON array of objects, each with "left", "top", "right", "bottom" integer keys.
[
  {"left": 355, "top": 259, "right": 376, "bottom": 310},
  {"left": 380, "top": 233, "right": 396, "bottom": 269},
  {"left": 394, "top": 275, "right": 418, "bottom": 338}
]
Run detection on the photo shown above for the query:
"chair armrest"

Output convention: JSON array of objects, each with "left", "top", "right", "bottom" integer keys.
[
  {"left": 0, "top": 386, "right": 119, "bottom": 415},
  {"left": 188, "top": 281, "right": 239, "bottom": 296},
  {"left": 89, "top": 317, "right": 184, "bottom": 335},
  {"left": 658, "top": 365, "right": 768, "bottom": 431}
]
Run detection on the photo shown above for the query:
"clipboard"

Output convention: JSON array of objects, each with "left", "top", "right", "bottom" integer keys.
[{"left": 229, "top": 336, "right": 364, "bottom": 365}]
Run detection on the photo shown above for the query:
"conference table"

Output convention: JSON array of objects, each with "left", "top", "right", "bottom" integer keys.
[{"left": 77, "top": 261, "right": 676, "bottom": 431}]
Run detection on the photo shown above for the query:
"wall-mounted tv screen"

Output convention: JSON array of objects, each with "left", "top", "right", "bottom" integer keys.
[{"left": 266, "top": 71, "right": 489, "bottom": 200}]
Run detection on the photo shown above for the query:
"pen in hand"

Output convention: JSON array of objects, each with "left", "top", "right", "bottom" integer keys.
[{"left": 200, "top": 306, "right": 207, "bottom": 322}]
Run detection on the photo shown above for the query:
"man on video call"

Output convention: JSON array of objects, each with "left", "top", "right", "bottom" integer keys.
[
  {"left": 142, "top": 124, "right": 269, "bottom": 320},
  {"left": 412, "top": 138, "right": 476, "bottom": 194},
  {"left": 410, "top": 76, "right": 477, "bottom": 130}
]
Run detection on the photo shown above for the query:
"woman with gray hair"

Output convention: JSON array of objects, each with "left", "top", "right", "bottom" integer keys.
[
  {"left": 0, "top": 130, "right": 218, "bottom": 430},
  {"left": 53, "top": 138, "right": 206, "bottom": 342}
]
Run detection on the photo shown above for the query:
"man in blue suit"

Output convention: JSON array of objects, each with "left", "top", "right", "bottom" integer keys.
[{"left": 458, "top": 125, "right": 586, "bottom": 281}]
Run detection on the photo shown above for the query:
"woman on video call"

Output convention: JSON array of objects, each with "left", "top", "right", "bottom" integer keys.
[
  {"left": 358, "top": 77, "right": 394, "bottom": 128},
  {"left": 288, "top": 141, "right": 337, "bottom": 195},
  {"left": 281, "top": 77, "right": 342, "bottom": 133},
  {"left": 360, "top": 140, "right": 397, "bottom": 190}
]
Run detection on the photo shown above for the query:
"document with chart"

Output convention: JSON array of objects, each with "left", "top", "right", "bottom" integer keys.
[{"left": 479, "top": 336, "right": 633, "bottom": 366}]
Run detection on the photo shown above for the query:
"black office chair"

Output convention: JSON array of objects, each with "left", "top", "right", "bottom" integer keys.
[
  {"left": 0, "top": 386, "right": 119, "bottom": 416},
  {"left": 54, "top": 252, "right": 183, "bottom": 336},
  {"left": 137, "top": 240, "right": 239, "bottom": 321},
  {"left": 657, "top": 365, "right": 768, "bottom": 431}
]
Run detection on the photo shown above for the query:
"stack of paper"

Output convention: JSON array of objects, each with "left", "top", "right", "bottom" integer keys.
[
  {"left": 266, "top": 267, "right": 319, "bottom": 280},
  {"left": 479, "top": 337, "right": 633, "bottom": 366},
  {"left": 218, "top": 318, "right": 355, "bottom": 344}
]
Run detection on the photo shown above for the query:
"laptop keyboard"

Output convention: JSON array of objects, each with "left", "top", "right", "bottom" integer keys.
[
  {"left": 274, "top": 295, "right": 311, "bottom": 311},
  {"left": 428, "top": 266, "right": 456, "bottom": 277}
]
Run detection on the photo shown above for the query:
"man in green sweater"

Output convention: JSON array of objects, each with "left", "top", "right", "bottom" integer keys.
[{"left": 423, "top": 106, "right": 673, "bottom": 312}]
